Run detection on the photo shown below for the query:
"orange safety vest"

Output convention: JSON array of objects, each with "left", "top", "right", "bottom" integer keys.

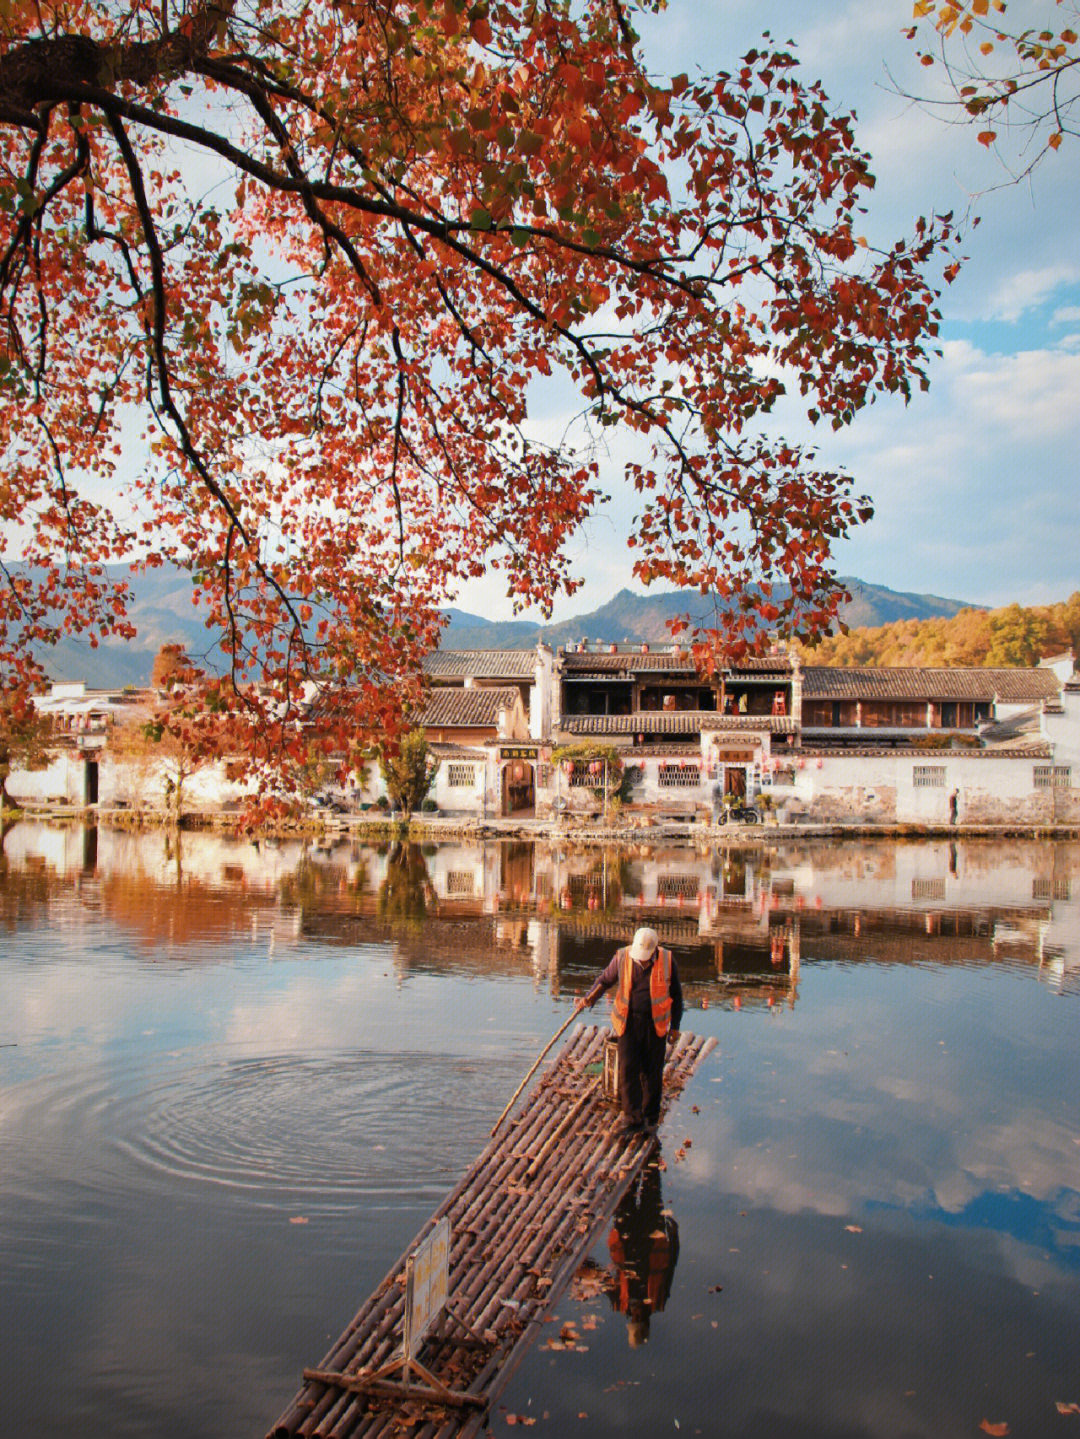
[
  {"left": 610, "top": 947, "right": 673, "bottom": 1038},
  {"left": 608, "top": 1226, "right": 675, "bottom": 1313}
]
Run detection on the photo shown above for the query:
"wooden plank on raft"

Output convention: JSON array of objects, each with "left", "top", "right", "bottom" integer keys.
[{"left": 267, "top": 1024, "right": 717, "bottom": 1439}]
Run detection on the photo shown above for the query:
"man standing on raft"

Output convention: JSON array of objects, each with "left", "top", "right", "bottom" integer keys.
[{"left": 576, "top": 926, "right": 683, "bottom": 1135}]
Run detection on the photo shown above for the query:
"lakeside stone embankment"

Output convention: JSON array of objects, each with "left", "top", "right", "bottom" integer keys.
[{"left": 7, "top": 802, "right": 1080, "bottom": 846}]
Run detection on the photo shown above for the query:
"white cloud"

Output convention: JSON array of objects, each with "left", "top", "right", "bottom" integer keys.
[{"left": 988, "top": 263, "right": 1080, "bottom": 323}]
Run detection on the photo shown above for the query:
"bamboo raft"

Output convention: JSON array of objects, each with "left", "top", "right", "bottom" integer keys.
[{"left": 268, "top": 1024, "right": 716, "bottom": 1439}]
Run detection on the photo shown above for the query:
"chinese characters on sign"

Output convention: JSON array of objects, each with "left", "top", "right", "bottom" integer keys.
[{"left": 403, "top": 1217, "right": 450, "bottom": 1361}]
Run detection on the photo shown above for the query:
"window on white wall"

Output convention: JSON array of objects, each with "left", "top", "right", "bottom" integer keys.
[
  {"left": 446, "top": 764, "right": 477, "bottom": 788},
  {"left": 1033, "top": 877, "right": 1071, "bottom": 901},
  {"left": 658, "top": 764, "right": 700, "bottom": 788},
  {"left": 912, "top": 765, "right": 946, "bottom": 788},
  {"left": 658, "top": 874, "right": 698, "bottom": 900},
  {"left": 1034, "top": 765, "right": 1071, "bottom": 789}
]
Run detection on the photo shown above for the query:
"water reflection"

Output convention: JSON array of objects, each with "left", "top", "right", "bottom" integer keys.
[
  {"left": 2, "top": 823, "right": 1080, "bottom": 1438},
  {"left": 605, "top": 1159, "right": 679, "bottom": 1348},
  {"left": 3, "top": 820, "right": 1077, "bottom": 996},
  {"left": 375, "top": 841, "right": 436, "bottom": 926}
]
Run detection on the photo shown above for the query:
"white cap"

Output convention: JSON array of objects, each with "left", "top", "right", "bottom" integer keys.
[{"left": 628, "top": 927, "right": 659, "bottom": 963}]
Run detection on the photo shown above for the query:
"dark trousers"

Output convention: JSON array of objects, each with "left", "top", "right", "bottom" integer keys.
[{"left": 617, "top": 1011, "right": 666, "bottom": 1125}]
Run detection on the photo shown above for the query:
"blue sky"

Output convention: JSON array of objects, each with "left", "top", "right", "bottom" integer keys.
[{"left": 456, "top": 0, "right": 1080, "bottom": 622}]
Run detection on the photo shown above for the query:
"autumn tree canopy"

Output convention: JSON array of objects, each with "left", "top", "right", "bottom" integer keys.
[
  {"left": 906, "top": 0, "right": 1079, "bottom": 172},
  {"left": 1, "top": 0, "right": 958, "bottom": 785}
]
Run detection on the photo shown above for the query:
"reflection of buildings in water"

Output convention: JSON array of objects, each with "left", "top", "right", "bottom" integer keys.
[
  {"left": 605, "top": 1161, "right": 679, "bottom": 1347},
  {"left": 3, "top": 826, "right": 1080, "bottom": 993},
  {"left": 553, "top": 919, "right": 798, "bottom": 1011}
]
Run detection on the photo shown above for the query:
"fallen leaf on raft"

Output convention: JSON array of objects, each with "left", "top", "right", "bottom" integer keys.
[
  {"left": 844, "top": 1225, "right": 863, "bottom": 1233},
  {"left": 1056, "top": 1403, "right": 1080, "bottom": 1415},
  {"left": 288, "top": 1216, "right": 309, "bottom": 1225},
  {"left": 979, "top": 1422, "right": 1009, "bottom": 1436}
]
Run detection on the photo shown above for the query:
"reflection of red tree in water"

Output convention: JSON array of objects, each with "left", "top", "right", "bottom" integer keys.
[{"left": 606, "top": 1161, "right": 679, "bottom": 1347}]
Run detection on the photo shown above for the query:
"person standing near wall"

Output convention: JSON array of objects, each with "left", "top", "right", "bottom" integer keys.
[
  {"left": 949, "top": 788, "right": 960, "bottom": 825},
  {"left": 576, "top": 926, "right": 683, "bottom": 1135}
]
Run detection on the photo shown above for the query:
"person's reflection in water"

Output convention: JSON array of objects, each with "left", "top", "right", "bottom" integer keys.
[{"left": 606, "top": 1160, "right": 679, "bottom": 1346}]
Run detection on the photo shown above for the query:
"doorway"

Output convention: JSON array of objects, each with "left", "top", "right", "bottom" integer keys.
[
  {"left": 502, "top": 761, "right": 535, "bottom": 817},
  {"left": 723, "top": 765, "right": 747, "bottom": 801}
]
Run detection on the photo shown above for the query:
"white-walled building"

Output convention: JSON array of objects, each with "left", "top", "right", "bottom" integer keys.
[{"left": 7, "top": 645, "right": 1079, "bottom": 827}]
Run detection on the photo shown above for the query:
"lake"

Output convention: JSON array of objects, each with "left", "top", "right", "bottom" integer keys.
[{"left": 2, "top": 822, "right": 1079, "bottom": 1438}]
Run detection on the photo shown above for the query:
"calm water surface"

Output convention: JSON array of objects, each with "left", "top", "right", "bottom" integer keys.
[{"left": 2, "top": 824, "right": 1078, "bottom": 1438}]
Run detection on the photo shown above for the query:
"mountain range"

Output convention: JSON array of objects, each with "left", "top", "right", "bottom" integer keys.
[{"left": 33, "top": 567, "right": 975, "bottom": 688}]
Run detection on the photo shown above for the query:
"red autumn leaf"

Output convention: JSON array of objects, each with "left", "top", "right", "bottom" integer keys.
[{"left": 979, "top": 1422, "right": 1010, "bottom": 1437}]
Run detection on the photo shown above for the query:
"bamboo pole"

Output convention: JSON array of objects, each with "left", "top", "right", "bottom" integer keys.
[{"left": 489, "top": 1011, "right": 578, "bottom": 1136}]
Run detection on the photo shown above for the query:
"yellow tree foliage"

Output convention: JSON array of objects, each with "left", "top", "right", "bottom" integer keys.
[{"left": 801, "top": 592, "right": 1080, "bottom": 667}]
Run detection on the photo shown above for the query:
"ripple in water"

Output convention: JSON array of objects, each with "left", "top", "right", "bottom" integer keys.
[
  {"left": 118, "top": 1050, "right": 496, "bottom": 1206},
  {"left": 7, "top": 1049, "right": 500, "bottom": 1215}
]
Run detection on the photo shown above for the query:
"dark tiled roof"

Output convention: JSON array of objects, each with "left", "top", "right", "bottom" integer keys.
[
  {"left": 701, "top": 714, "right": 797, "bottom": 735},
  {"left": 561, "top": 651, "right": 701, "bottom": 675},
  {"left": 424, "top": 650, "right": 537, "bottom": 680},
  {"left": 560, "top": 712, "right": 793, "bottom": 736},
  {"left": 801, "top": 667, "right": 1061, "bottom": 702},
  {"left": 560, "top": 650, "right": 792, "bottom": 678},
  {"left": 419, "top": 686, "right": 519, "bottom": 728},
  {"left": 798, "top": 741, "right": 1052, "bottom": 758}
]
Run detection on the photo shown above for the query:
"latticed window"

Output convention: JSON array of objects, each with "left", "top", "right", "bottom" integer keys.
[
  {"left": 445, "top": 870, "right": 475, "bottom": 895},
  {"left": 911, "top": 877, "right": 946, "bottom": 900},
  {"left": 568, "top": 767, "right": 612, "bottom": 787},
  {"left": 1033, "top": 877, "right": 1072, "bottom": 901},
  {"left": 568, "top": 873, "right": 602, "bottom": 899},
  {"left": 658, "top": 764, "right": 701, "bottom": 788},
  {"left": 912, "top": 765, "right": 946, "bottom": 788},
  {"left": 1035, "top": 765, "right": 1073, "bottom": 789},
  {"left": 446, "top": 763, "right": 477, "bottom": 788},
  {"left": 657, "top": 874, "right": 698, "bottom": 901}
]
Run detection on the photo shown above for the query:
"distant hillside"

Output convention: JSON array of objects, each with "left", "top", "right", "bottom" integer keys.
[
  {"left": 29, "top": 563, "right": 984, "bottom": 687},
  {"left": 443, "top": 578, "right": 974, "bottom": 650},
  {"left": 802, "top": 596, "right": 1080, "bottom": 669}
]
